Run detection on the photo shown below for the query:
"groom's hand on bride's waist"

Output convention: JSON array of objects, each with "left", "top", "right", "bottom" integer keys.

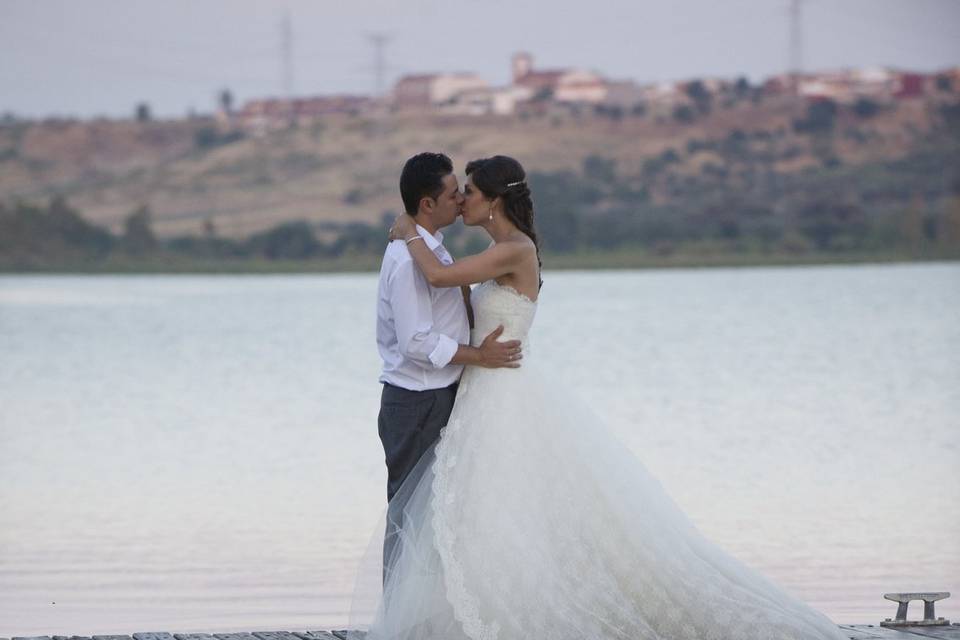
[
  {"left": 478, "top": 325, "right": 522, "bottom": 368},
  {"left": 449, "top": 325, "right": 522, "bottom": 369}
]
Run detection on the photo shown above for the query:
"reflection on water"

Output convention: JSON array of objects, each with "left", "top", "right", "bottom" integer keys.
[{"left": 1, "top": 264, "right": 958, "bottom": 634}]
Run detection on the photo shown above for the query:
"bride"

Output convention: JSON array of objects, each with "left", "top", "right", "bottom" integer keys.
[{"left": 349, "top": 155, "right": 848, "bottom": 640}]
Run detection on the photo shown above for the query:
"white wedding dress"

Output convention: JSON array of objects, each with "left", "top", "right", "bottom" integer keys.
[{"left": 349, "top": 279, "right": 847, "bottom": 640}]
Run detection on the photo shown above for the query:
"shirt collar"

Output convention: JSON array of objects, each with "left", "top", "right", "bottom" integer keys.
[{"left": 415, "top": 224, "right": 443, "bottom": 252}]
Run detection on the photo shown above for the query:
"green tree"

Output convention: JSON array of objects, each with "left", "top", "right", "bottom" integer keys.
[
  {"left": 0, "top": 197, "right": 113, "bottom": 266},
  {"left": 853, "top": 97, "right": 880, "bottom": 119},
  {"left": 331, "top": 222, "right": 384, "bottom": 256},
  {"left": 899, "top": 194, "right": 926, "bottom": 253},
  {"left": 246, "top": 220, "right": 320, "bottom": 259},
  {"left": 685, "top": 80, "right": 712, "bottom": 114},
  {"left": 734, "top": 76, "right": 751, "bottom": 97},
  {"left": 941, "top": 175, "right": 960, "bottom": 249},
  {"left": 582, "top": 155, "right": 617, "bottom": 184},
  {"left": 793, "top": 99, "right": 837, "bottom": 134},
  {"left": 47, "top": 196, "right": 114, "bottom": 255},
  {"left": 193, "top": 125, "right": 244, "bottom": 150},
  {"left": 795, "top": 198, "right": 864, "bottom": 251},
  {"left": 721, "top": 129, "right": 749, "bottom": 157},
  {"left": 938, "top": 196, "right": 960, "bottom": 249},
  {"left": 672, "top": 104, "right": 696, "bottom": 124},
  {"left": 528, "top": 172, "right": 585, "bottom": 252},
  {"left": 940, "top": 103, "right": 960, "bottom": 138},
  {"left": 219, "top": 89, "right": 234, "bottom": 113},
  {"left": 135, "top": 102, "right": 151, "bottom": 123},
  {"left": 194, "top": 126, "right": 219, "bottom": 149},
  {"left": 122, "top": 205, "right": 158, "bottom": 255}
]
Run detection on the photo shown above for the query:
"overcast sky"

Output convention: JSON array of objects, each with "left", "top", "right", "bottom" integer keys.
[{"left": 2, "top": 0, "right": 958, "bottom": 119}]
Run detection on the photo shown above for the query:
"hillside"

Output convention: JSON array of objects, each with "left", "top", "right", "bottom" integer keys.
[{"left": 2, "top": 91, "right": 955, "bottom": 240}]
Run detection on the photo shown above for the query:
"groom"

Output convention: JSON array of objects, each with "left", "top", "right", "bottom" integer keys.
[{"left": 376, "top": 152, "right": 520, "bottom": 576}]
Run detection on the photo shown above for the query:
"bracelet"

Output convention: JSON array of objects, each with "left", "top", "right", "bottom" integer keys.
[{"left": 405, "top": 235, "right": 424, "bottom": 245}]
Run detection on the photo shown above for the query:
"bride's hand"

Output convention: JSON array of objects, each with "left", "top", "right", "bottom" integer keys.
[{"left": 388, "top": 214, "right": 417, "bottom": 242}]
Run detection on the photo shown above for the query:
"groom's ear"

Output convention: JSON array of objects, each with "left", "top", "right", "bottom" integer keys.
[{"left": 417, "top": 196, "right": 435, "bottom": 216}]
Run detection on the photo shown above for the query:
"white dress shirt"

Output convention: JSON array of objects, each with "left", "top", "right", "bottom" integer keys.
[{"left": 377, "top": 225, "right": 470, "bottom": 391}]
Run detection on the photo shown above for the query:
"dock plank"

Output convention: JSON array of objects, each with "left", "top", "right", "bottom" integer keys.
[
  {"left": 891, "top": 625, "right": 960, "bottom": 638},
  {"left": 251, "top": 633, "right": 302, "bottom": 640},
  {"left": 841, "top": 625, "right": 960, "bottom": 639},
  {"left": 841, "top": 626, "right": 928, "bottom": 638}
]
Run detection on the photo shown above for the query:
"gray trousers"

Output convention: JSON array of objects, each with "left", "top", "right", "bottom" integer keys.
[{"left": 377, "top": 380, "right": 458, "bottom": 585}]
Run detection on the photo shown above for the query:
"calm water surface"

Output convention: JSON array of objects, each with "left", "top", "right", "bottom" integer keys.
[{"left": 1, "top": 264, "right": 958, "bottom": 634}]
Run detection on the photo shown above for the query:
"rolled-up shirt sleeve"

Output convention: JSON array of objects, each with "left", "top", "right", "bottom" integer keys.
[{"left": 389, "top": 259, "right": 460, "bottom": 369}]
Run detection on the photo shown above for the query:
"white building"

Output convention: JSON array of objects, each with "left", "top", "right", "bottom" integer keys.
[
  {"left": 392, "top": 73, "right": 489, "bottom": 110},
  {"left": 491, "top": 85, "right": 535, "bottom": 115},
  {"left": 554, "top": 69, "right": 608, "bottom": 103}
]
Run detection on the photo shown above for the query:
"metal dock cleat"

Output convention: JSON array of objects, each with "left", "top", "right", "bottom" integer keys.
[{"left": 880, "top": 591, "right": 951, "bottom": 627}]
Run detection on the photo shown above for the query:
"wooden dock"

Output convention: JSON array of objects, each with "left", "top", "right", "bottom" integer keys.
[
  {"left": 4, "top": 626, "right": 960, "bottom": 640},
  {"left": 6, "top": 595, "right": 957, "bottom": 640}
]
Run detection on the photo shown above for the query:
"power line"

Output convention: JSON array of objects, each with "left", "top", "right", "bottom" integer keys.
[
  {"left": 789, "top": 0, "right": 805, "bottom": 92},
  {"left": 366, "top": 33, "right": 391, "bottom": 98},
  {"left": 281, "top": 11, "right": 294, "bottom": 97}
]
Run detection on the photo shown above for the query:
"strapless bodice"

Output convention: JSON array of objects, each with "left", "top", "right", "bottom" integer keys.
[{"left": 469, "top": 280, "right": 537, "bottom": 348}]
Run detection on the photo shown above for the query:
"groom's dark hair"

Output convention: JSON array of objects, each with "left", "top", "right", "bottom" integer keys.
[{"left": 400, "top": 152, "right": 453, "bottom": 215}]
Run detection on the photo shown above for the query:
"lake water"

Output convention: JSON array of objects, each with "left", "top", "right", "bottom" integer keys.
[{"left": 1, "top": 263, "right": 958, "bottom": 635}]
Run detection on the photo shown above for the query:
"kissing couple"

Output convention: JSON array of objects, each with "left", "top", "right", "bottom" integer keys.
[{"left": 354, "top": 152, "right": 847, "bottom": 639}]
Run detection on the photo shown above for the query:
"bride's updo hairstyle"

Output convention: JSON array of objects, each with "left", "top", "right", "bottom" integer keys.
[{"left": 465, "top": 155, "right": 542, "bottom": 288}]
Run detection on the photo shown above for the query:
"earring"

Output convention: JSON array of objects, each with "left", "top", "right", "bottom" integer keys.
[{"left": 488, "top": 205, "right": 494, "bottom": 222}]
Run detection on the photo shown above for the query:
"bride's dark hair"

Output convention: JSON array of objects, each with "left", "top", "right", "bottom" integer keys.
[{"left": 465, "top": 155, "right": 542, "bottom": 289}]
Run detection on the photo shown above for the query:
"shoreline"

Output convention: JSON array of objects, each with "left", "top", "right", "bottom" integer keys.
[{"left": 2, "top": 250, "right": 958, "bottom": 276}]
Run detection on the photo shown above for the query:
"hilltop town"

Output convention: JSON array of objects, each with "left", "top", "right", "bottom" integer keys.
[
  {"left": 1, "top": 51, "right": 958, "bottom": 271},
  {"left": 233, "top": 52, "right": 957, "bottom": 134}
]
